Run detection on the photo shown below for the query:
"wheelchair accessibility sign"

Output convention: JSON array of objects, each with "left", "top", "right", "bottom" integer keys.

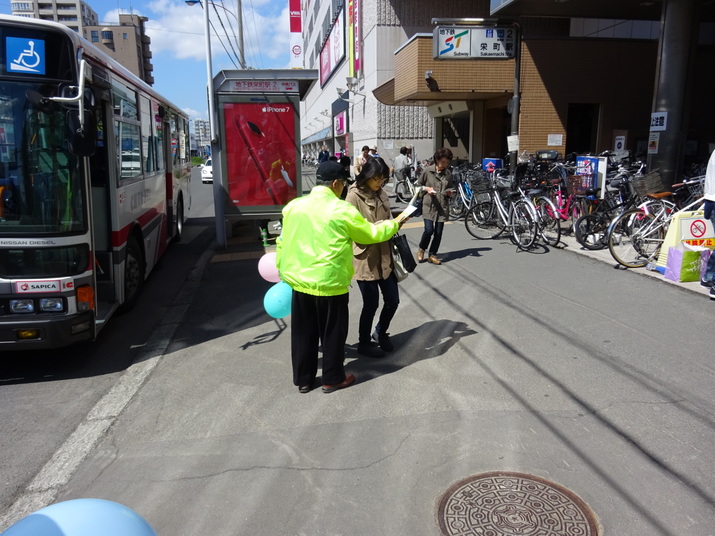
[{"left": 6, "top": 37, "right": 45, "bottom": 75}]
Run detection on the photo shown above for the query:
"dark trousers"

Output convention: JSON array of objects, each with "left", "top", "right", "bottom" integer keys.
[
  {"left": 291, "top": 290, "right": 349, "bottom": 386},
  {"left": 419, "top": 219, "right": 444, "bottom": 255},
  {"left": 356, "top": 272, "right": 400, "bottom": 343}
]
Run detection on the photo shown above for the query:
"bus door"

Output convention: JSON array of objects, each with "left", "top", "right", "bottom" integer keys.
[{"left": 88, "top": 93, "right": 117, "bottom": 317}]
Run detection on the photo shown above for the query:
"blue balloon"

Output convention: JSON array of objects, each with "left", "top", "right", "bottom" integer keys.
[
  {"left": 2, "top": 498, "right": 157, "bottom": 536},
  {"left": 263, "top": 281, "right": 292, "bottom": 319}
]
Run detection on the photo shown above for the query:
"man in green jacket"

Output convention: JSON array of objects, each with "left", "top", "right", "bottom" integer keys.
[{"left": 276, "top": 161, "right": 400, "bottom": 394}]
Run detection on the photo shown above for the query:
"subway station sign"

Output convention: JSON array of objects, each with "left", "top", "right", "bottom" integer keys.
[{"left": 433, "top": 26, "right": 517, "bottom": 59}]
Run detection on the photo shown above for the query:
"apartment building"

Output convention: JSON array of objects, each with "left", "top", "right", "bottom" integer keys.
[
  {"left": 83, "top": 13, "right": 154, "bottom": 85},
  {"left": 11, "top": 0, "right": 98, "bottom": 33},
  {"left": 11, "top": 2, "right": 154, "bottom": 86},
  {"left": 300, "top": 0, "right": 714, "bottom": 184},
  {"left": 191, "top": 118, "right": 211, "bottom": 158}
]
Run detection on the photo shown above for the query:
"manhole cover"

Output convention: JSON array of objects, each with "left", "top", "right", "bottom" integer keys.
[{"left": 437, "top": 471, "right": 600, "bottom": 536}]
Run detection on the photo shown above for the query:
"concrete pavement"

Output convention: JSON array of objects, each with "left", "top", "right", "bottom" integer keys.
[{"left": 3, "top": 177, "right": 713, "bottom": 535}]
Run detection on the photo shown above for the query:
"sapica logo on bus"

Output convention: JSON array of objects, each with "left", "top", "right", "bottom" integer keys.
[{"left": 15, "top": 280, "right": 61, "bottom": 293}]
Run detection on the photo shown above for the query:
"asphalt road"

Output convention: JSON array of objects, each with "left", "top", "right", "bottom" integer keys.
[
  {"left": 0, "top": 168, "right": 216, "bottom": 519},
  {"left": 2, "top": 173, "right": 714, "bottom": 534}
]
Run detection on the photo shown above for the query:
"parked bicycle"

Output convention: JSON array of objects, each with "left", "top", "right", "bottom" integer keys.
[
  {"left": 464, "top": 171, "right": 539, "bottom": 250},
  {"left": 393, "top": 160, "right": 427, "bottom": 203},
  {"left": 449, "top": 163, "right": 486, "bottom": 218},
  {"left": 607, "top": 196, "right": 702, "bottom": 268}
]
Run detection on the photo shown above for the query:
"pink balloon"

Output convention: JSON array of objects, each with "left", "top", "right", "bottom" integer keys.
[{"left": 258, "top": 252, "right": 281, "bottom": 282}]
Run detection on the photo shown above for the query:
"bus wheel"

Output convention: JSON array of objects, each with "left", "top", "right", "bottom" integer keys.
[
  {"left": 120, "top": 236, "right": 144, "bottom": 313},
  {"left": 174, "top": 197, "right": 184, "bottom": 242}
]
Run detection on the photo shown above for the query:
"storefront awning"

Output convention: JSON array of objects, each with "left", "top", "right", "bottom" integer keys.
[{"left": 301, "top": 126, "right": 331, "bottom": 145}]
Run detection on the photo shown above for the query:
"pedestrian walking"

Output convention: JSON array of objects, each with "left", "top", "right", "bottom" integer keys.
[
  {"left": 318, "top": 145, "right": 330, "bottom": 163},
  {"left": 339, "top": 155, "right": 353, "bottom": 200},
  {"left": 416, "top": 147, "right": 454, "bottom": 265},
  {"left": 345, "top": 157, "right": 400, "bottom": 358},
  {"left": 276, "top": 161, "right": 401, "bottom": 394},
  {"left": 354, "top": 145, "right": 371, "bottom": 176}
]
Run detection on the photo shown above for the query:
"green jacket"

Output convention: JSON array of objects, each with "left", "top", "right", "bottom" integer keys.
[{"left": 276, "top": 186, "right": 399, "bottom": 296}]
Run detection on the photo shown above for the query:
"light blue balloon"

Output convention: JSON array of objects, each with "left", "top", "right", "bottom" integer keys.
[
  {"left": 2, "top": 499, "right": 157, "bottom": 536},
  {"left": 263, "top": 281, "right": 292, "bottom": 319}
]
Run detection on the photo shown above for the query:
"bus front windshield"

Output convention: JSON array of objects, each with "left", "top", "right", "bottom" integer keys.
[{"left": 0, "top": 81, "right": 85, "bottom": 235}]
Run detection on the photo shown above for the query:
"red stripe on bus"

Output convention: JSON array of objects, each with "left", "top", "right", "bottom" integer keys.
[{"left": 111, "top": 202, "right": 165, "bottom": 248}]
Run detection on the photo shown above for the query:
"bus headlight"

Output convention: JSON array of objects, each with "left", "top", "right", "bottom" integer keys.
[
  {"left": 9, "top": 299, "right": 34, "bottom": 313},
  {"left": 40, "top": 298, "right": 64, "bottom": 312}
]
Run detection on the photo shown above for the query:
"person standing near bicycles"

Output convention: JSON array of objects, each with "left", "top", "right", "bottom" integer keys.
[
  {"left": 700, "top": 149, "right": 715, "bottom": 299},
  {"left": 346, "top": 157, "right": 401, "bottom": 357},
  {"left": 416, "top": 148, "right": 454, "bottom": 265},
  {"left": 392, "top": 146, "right": 412, "bottom": 186}
]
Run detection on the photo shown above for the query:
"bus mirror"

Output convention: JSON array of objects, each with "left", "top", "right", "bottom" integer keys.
[
  {"left": 26, "top": 89, "right": 56, "bottom": 114},
  {"left": 67, "top": 108, "right": 96, "bottom": 157}
]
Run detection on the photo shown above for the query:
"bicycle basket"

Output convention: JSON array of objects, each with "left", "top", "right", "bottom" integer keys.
[
  {"left": 472, "top": 174, "right": 491, "bottom": 192},
  {"left": 686, "top": 177, "right": 704, "bottom": 198},
  {"left": 495, "top": 175, "right": 514, "bottom": 189},
  {"left": 631, "top": 171, "right": 665, "bottom": 196}
]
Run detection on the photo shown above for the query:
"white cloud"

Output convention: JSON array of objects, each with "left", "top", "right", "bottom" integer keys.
[
  {"left": 183, "top": 106, "right": 203, "bottom": 119},
  {"left": 104, "top": 0, "right": 290, "bottom": 67}
]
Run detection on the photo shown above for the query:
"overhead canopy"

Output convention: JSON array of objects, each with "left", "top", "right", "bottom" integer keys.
[
  {"left": 301, "top": 126, "right": 332, "bottom": 145},
  {"left": 490, "top": 0, "right": 715, "bottom": 22}
]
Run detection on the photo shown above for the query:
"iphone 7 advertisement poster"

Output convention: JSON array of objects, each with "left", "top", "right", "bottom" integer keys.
[{"left": 223, "top": 101, "right": 298, "bottom": 206}]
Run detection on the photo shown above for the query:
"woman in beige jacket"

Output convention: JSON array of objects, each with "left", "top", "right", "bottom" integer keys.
[{"left": 345, "top": 157, "right": 399, "bottom": 358}]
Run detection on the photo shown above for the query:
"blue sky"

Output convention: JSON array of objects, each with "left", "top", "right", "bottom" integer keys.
[{"left": 0, "top": 0, "right": 293, "bottom": 120}]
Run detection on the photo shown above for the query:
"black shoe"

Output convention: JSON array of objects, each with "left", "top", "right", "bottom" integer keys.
[
  {"left": 372, "top": 330, "right": 394, "bottom": 352},
  {"left": 357, "top": 342, "right": 385, "bottom": 358},
  {"left": 710, "top": 287, "right": 715, "bottom": 300},
  {"left": 701, "top": 278, "right": 712, "bottom": 288},
  {"left": 299, "top": 384, "right": 312, "bottom": 394}
]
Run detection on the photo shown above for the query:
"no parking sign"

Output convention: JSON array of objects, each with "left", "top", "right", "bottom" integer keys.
[{"left": 680, "top": 215, "right": 715, "bottom": 249}]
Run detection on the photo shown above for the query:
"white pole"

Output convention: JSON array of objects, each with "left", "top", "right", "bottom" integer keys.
[{"left": 201, "top": 1, "right": 226, "bottom": 248}]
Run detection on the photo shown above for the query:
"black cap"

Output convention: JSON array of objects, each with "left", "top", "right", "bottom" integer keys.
[{"left": 316, "top": 161, "right": 350, "bottom": 182}]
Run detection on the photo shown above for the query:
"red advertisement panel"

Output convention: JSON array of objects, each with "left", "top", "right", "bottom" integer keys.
[{"left": 223, "top": 102, "right": 298, "bottom": 206}]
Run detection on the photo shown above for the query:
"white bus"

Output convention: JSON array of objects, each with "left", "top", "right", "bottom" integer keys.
[{"left": 0, "top": 15, "right": 191, "bottom": 349}]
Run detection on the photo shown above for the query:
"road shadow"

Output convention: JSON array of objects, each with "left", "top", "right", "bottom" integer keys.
[
  {"left": 344, "top": 319, "right": 476, "bottom": 382},
  {"left": 438, "top": 246, "right": 492, "bottom": 262}
]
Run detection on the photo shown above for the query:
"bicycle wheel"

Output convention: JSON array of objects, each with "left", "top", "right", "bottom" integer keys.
[
  {"left": 394, "top": 180, "right": 412, "bottom": 203},
  {"left": 568, "top": 197, "right": 586, "bottom": 234},
  {"left": 607, "top": 209, "right": 663, "bottom": 268},
  {"left": 574, "top": 213, "right": 610, "bottom": 250},
  {"left": 535, "top": 196, "right": 561, "bottom": 247},
  {"left": 465, "top": 201, "right": 505, "bottom": 239},
  {"left": 510, "top": 199, "right": 538, "bottom": 250},
  {"left": 449, "top": 192, "right": 466, "bottom": 218}
]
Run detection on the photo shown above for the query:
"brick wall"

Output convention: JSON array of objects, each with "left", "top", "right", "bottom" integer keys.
[{"left": 519, "top": 39, "right": 658, "bottom": 156}]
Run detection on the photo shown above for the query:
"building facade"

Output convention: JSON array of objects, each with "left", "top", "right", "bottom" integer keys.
[
  {"left": 11, "top": 3, "right": 154, "bottom": 86},
  {"left": 11, "top": 0, "right": 98, "bottom": 33},
  {"left": 191, "top": 118, "right": 211, "bottom": 158},
  {"left": 83, "top": 14, "right": 154, "bottom": 85},
  {"left": 300, "top": 0, "right": 714, "bottom": 183}
]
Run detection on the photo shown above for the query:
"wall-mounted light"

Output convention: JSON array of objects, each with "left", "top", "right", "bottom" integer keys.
[{"left": 425, "top": 71, "right": 440, "bottom": 92}]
